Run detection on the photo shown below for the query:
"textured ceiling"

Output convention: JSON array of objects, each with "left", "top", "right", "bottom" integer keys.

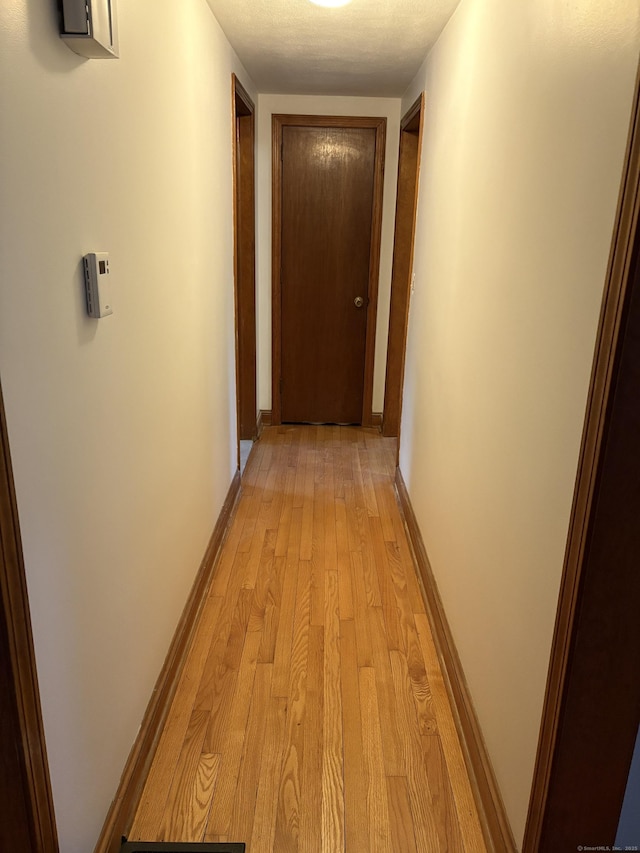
[{"left": 205, "top": 0, "right": 461, "bottom": 97}]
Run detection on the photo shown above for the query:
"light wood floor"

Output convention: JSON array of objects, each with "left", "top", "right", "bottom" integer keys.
[{"left": 130, "top": 425, "right": 486, "bottom": 851}]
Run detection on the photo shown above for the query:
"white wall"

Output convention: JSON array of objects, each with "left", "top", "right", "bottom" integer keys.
[
  {"left": 256, "top": 94, "right": 401, "bottom": 414},
  {"left": 399, "top": 0, "right": 640, "bottom": 846},
  {"left": 0, "top": 2, "right": 254, "bottom": 850}
]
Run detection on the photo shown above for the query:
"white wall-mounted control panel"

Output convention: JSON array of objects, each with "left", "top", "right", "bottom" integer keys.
[
  {"left": 60, "top": 0, "right": 119, "bottom": 59},
  {"left": 83, "top": 253, "right": 113, "bottom": 318}
]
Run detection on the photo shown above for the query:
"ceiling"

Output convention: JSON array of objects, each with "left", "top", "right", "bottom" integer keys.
[{"left": 205, "top": 0, "right": 461, "bottom": 97}]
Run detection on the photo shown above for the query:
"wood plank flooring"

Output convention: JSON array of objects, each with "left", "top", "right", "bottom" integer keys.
[{"left": 129, "top": 426, "right": 486, "bottom": 851}]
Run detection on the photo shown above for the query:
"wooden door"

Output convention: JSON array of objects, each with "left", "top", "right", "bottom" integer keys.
[
  {"left": 273, "top": 116, "right": 386, "bottom": 425},
  {"left": 281, "top": 125, "right": 373, "bottom": 424}
]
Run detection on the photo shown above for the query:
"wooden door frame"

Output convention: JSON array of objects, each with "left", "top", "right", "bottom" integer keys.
[
  {"left": 382, "top": 94, "right": 425, "bottom": 440},
  {"left": 523, "top": 63, "right": 640, "bottom": 849},
  {"left": 271, "top": 114, "right": 386, "bottom": 427},
  {"left": 0, "top": 381, "right": 58, "bottom": 852},
  {"left": 232, "top": 74, "right": 257, "bottom": 452}
]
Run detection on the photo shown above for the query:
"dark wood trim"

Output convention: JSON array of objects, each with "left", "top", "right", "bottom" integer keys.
[
  {"left": 370, "top": 412, "right": 383, "bottom": 428},
  {"left": 271, "top": 115, "right": 283, "bottom": 426},
  {"left": 232, "top": 74, "right": 257, "bottom": 447},
  {"left": 0, "top": 382, "right": 59, "bottom": 852},
  {"left": 383, "top": 93, "right": 425, "bottom": 439},
  {"left": 271, "top": 114, "right": 387, "bottom": 427},
  {"left": 360, "top": 118, "right": 386, "bottom": 428},
  {"left": 394, "top": 467, "right": 517, "bottom": 853},
  {"left": 232, "top": 74, "right": 254, "bottom": 116},
  {"left": 400, "top": 94, "right": 423, "bottom": 131},
  {"left": 94, "top": 471, "right": 242, "bottom": 853},
  {"left": 523, "top": 61, "right": 640, "bottom": 852}
]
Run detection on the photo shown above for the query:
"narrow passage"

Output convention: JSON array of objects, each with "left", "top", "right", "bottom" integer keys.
[{"left": 130, "top": 425, "right": 486, "bottom": 851}]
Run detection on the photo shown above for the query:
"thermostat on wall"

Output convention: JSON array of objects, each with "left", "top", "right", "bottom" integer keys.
[
  {"left": 83, "top": 253, "right": 113, "bottom": 318},
  {"left": 59, "top": 0, "right": 119, "bottom": 59}
]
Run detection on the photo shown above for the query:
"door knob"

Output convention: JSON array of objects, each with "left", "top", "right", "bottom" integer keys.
[{"left": 354, "top": 296, "right": 365, "bottom": 308}]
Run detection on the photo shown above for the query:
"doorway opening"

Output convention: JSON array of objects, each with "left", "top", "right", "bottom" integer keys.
[
  {"left": 0, "top": 382, "right": 58, "bottom": 852},
  {"left": 523, "top": 73, "right": 640, "bottom": 850},
  {"left": 383, "top": 94, "right": 425, "bottom": 440},
  {"left": 232, "top": 75, "right": 257, "bottom": 467}
]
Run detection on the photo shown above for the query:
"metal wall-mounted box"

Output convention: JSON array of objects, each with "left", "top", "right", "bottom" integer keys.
[{"left": 59, "top": 0, "right": 119, "bottom": 59}]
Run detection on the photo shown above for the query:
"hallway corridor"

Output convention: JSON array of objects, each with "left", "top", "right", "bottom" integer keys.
[{"left": 129, "top": 425, "right": 486, "bottom": 851}]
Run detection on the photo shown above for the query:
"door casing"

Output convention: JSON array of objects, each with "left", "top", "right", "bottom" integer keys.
[
  {"left": 383, "top": 94, "right": 425, "bottom": 442},
  {"left": 232, "top": 75, "right": 257, "bottom": 449},
  {"left": 271, "top": 114, "right": 386, "bottom": 427}
]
